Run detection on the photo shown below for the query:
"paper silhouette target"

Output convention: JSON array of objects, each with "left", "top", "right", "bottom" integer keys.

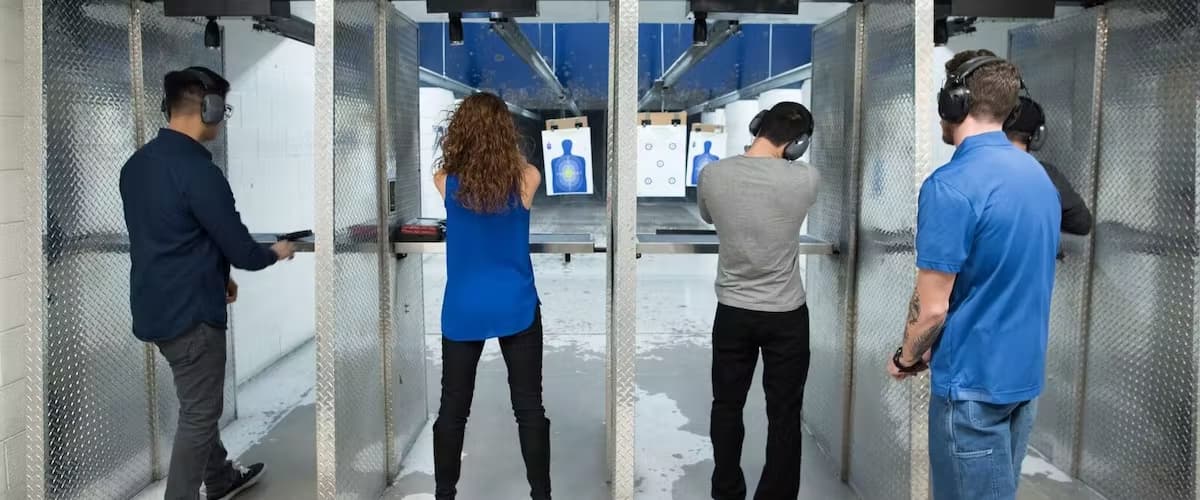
[
  {"left": 541, "top": 127, "right": 594, "bottom": 196},
  {"left": 691, "top": 127, "right": 724, "bottom": 185}
]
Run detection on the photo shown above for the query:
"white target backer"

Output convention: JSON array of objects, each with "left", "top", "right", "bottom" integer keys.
[{"left": 636, "top": 123, "right": 687, "bottom": 198}]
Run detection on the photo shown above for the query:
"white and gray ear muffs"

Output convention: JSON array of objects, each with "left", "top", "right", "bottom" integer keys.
[{"left": 199, "top": 93, "right": 226, "bottom": 125}]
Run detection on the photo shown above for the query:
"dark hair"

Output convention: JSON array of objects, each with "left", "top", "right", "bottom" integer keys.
[
  {"left": 163, "top": 66, "right": 230, "bottom": 115},
  {"left": 436, "top": 92, "right": 526, "bottom": 214},
  {"left": 945, "top": 49, "right": 1021, "bottom": 123},
  {"left": 1004, "top": 95, "right": 1044, "bottom": 144},
  {"left": 758, "top": 102, "right": 814, "bottom": 147}
]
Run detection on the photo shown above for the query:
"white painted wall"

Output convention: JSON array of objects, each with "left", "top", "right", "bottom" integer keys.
[
  {"left": 222, "top": 7, "right": 317, "bottom": 384},
  {"left": 0, "top": 0, "right": 27, "bottom": 496}
]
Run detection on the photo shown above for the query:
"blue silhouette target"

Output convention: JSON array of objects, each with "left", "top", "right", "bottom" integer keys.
[
  {"left": 551, "top": 139, "right": 588, "bottom": 194},
  {"left": 690, "top": 140, "right": 720, "bottom": 185},
  {"left": 687, "top": 131, "right": 726, "bottom": 187},
  {"left": 542, "top": 127, "right": 594, "bottom": 196}
]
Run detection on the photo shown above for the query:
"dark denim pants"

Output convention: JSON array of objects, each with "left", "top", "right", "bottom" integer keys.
[
  {"left": 155, "top": 323, "right": 237, "bottom": 500},
  {"left": 928, "top": 397, "right": 1038, "bottom": 500}
]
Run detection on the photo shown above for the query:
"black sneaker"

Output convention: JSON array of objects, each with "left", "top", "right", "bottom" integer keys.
[{"left": 206, "top": 462, "right": 266, "bottom": 500}]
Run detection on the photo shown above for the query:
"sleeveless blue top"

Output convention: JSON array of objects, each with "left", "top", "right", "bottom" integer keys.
[{"left": 441, "top": 175, "right": 539, "bottom": 341}]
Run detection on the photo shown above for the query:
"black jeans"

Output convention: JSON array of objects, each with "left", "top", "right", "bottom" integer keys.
[
  {"left": 710, "top": 303, "right": 811, "bottom": 500},
  {"left": 434, "top": 310, "right": 551, "bottom": 500},
  {"left": 155, "top": 323, "right": 237, "bottom": 500}
]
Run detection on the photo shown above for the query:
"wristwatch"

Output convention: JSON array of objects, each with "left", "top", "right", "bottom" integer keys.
[{"left": 893, "top": 347, "right": 927, "bottom": 373}]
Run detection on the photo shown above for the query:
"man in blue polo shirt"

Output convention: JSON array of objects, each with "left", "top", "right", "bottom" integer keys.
[{"left": 887, "top": 50, "right": 1060, "bottom": 500}]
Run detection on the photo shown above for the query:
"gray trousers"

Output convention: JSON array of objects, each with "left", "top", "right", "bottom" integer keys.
[{"left": 155, "top": 323, "right": 236, "bottom": 500}]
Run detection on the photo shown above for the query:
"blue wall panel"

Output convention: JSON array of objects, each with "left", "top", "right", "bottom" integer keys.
[
  {"left": 418, "top": 22, "right": 814, "bottom": 110},
  {"left": 419, "top": 23, "right": 445, "bottom": 74},
  {"left": 554, "top": 23, "right": 610, "bottom": 106}
]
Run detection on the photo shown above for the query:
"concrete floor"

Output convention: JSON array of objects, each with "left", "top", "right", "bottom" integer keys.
[{"left": 132, "top": 201, "right": 1105, "bottom": 500}]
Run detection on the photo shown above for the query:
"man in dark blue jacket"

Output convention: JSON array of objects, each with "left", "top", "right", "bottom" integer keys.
[{"left": 120, "top": 67, "right": 294, "bottom": 500}]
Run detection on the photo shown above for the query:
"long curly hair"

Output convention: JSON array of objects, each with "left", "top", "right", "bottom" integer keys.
[{"left": 436, "top": 92, "right": 525, "bottom": 213}]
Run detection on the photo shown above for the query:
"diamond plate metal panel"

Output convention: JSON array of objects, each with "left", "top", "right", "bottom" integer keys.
[
  {"left": 804, "top": 4, "right": 864, "bottom": 478},
  {"left": 384, "top": 7, "right": 428, "bottom": 477},
  {"left": 909, "top": 3, "right": 934, "bottom": 497},
  {"left": 1080, "top": 1, "right": 1199, "bottom": 499},
  {"left": 607, "top": 0, "right": 638, "bottom": 497},
  {"left": 313, "top": 0, "right": 338, "bottom": 497},
  {"left": 25, "top": 0, "right": 49, "bottom": 496},
  {"left": 326, "top": 0, "right": 388, "bottom": 497},
  {"left": 1007, "top": 9, "right": 1106, "bottom": 476},
  {"left": 137, "top": 2, "right": 237, "bottom": 478},
  {"left": 848, "top": 1, "right": 931, "bottom": 499},
  {"left": 40, "top": 1, "right": 151, "bottom": 498}
]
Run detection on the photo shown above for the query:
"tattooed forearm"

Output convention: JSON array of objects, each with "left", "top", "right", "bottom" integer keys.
[
  {"left": 900, "top": 287, "right": 946, "bottom": 364},
  {"left": 908, "top": 322, "right": 945, "bottom": 359},
  {"left": 906, "top": 289, "right": 920, "bottom": 325}
]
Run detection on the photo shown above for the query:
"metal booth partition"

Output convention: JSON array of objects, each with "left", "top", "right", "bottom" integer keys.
[
  {"left": 382, "top": 5, "right": 427, "bottom": 485},
  {"left": 845, "top": 1, "right": 935, "bottom": 499},
  {"left": 606, "top": 0, "right": 639, "bottom": 497},
  {"left": 1008, "top": 2, "right": 1200, "bottom": 498},
  {"left": 804, "top": 4, "right": 865, "bottom": 481},
  {"left": 24, "top": 1, "right": 231, "bottom": 498},
  {"left": 313, "top": 1, "right": 425, "bottom": 498},
  {"left": 1007, "top": 8, "right": 1107, "bottom": 478},
  {"left": 1076, "top": 1, "right": 1197, "bottom": 498}
]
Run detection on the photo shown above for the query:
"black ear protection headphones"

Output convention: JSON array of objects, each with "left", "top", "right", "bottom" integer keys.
[
  {"left": 748, "top": 109, "right": 811, "bottom": 161},
  {"left": 1014, "top": 96, "right": 1047, "bottom": 152},
  {"left": 937, "top": 55, "right": 1027, "bottom": 130},
  {"left": 160, "top": 68, "right": 227, "bottom": 125}
]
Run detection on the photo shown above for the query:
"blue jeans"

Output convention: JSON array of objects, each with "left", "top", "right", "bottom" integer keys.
[{"left": 928, "top": 397, "right": 1038, "bottom": 500}]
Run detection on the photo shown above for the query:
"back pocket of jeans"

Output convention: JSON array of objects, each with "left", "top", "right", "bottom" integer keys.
[{"left": 953, "top": 448, "right": 994, "bottom": 459}]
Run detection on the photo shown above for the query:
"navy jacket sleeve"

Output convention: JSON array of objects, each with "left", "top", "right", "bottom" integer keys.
[
  {"left": 187, "top": 163, "right": 278, "bottom": 271},
  {"left": 1041, "top": 161, "right": 1093, "bottom": 235}
]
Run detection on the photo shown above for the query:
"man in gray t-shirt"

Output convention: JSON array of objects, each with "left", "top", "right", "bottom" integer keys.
[{"left": 697, "top": 101, "right": 819, "bottom": 500}]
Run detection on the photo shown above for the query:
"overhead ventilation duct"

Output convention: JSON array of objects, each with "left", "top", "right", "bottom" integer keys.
[
  {"left": 688, "top": 0, "right": 801, "bottom": 15},
  {"left": 163, "top": 0, "right": 292, "bottom": 17},
  {"left": 163, "top": 0, "right": 314, "bottom": 47},
  {"left": 934, "top": 0, "right": 1057, "bottom": 18},
  {"left": 427, "top": 0, "right": 537, "bottom": 44},
  {"left": 426, "top": 0, "right": 539, "bottom": 17}
]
